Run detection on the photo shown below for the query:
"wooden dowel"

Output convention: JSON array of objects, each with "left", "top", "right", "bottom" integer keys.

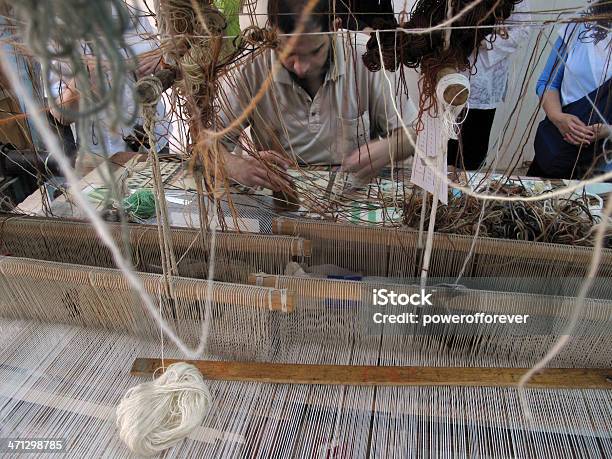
[
  {"left": 131, "top": 358, "right": 612, "bottom": 389},
  {"left": 248, "top": 273, "right": 278, "bottom": 288},
  {"left": 268, "top": 289, "right": 295, "bottom": 312},
  {"left": 292, "top": 238, "right": 312, "bottom": 257},
  {"left": 272, "top": 217, "right": 393, "bottom": 244},
  {"left": 0, "top": 258, "right": 294, "bottom": 312},
  {"left": 245, "top": 273, "right": 612, "bottom": 321},
  {"left": 247, "top": 273, "right": 362, "bottom": 301},
  {"left": 98, "top": 277, "right": 295, "bottom": 312},
  {"left": 136, "top": 68, "right": 177, "bottom": 105},
  {"left": 272, "top": 217, "right": 298, "bottom": 236}
]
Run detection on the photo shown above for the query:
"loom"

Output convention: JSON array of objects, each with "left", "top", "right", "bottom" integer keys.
[
  {"left": 1, "top": 206, "right": 611, "bottom": 457},
  {"left": 4, "top": 213, "right": 610, "bottom": 298},
  {"left": 0, "top": 0, "right": 611, "bottom": 456},
  {"left": 1, "top": 255, "right": 611, "bottom": 456}
]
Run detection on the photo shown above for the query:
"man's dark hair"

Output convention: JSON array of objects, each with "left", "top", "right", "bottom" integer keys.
[{"left": 267, "top": 0, "right": 348, "bottom": 33}]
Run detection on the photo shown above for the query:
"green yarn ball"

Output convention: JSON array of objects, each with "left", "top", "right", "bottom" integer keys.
[{"left": 123, "top": 189, "right": 156, "bottom": 220}]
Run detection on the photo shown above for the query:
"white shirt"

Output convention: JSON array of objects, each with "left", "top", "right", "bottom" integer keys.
[
  {"left": 560, "top": 23, "right": 612, "bottom": 106},
  {"left": 217, "top": 31, "right": 417, "bottom": 164},
  {"left": 49, "top": 6, "right": 170, "bottom": 170},
  {"left": 467, "top": 1, "right": 531, "bottom": 110}
]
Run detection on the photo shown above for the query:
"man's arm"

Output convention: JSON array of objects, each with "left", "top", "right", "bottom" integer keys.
[
  {"left": 342, "top": 55, "right": 416, "bottom": 181},
  {"left": 342, "top": 126, "right": 414, "bottom": 181},
  {"left": 222, "top": 147, "right": 292, "bottom": 191},
  {"left": 216, "top": 56, "right": 293, "bottom": 191}
]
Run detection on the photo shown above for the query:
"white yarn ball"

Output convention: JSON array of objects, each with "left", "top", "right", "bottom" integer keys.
[{"left": 116, "top": 362, "right": 212, "bottom": 456}]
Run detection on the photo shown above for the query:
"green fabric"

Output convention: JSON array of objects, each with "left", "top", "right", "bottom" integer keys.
[{"left": 215, "top": 0, "right": 241, "bottom": 58}]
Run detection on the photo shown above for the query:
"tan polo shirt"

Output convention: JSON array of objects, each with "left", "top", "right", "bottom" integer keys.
[{"left": 217, "top": 31, "right": 417, "bottom": 164}]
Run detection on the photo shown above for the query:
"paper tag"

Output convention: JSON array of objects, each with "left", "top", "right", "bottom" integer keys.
[{"left": 410, "top": 112, "right": 448, "bottom": 204}]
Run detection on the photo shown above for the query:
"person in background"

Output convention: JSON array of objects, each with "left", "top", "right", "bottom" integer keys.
[
  {"left": 529, "top": 1, "right": 611, "bottom": 179},
  {"left": 217, "top": 0, "right": 416, "bottom": 191},
  {"left": 448, "top": 0, "right": 531, "bottom": 171},
  {"left": 49, "top": 2, "right": 171, "bottom": 175}
]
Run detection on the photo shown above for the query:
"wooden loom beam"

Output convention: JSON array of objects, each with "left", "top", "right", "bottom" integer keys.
[
  {"left": 246, "top": 272, "right": 612, "bottom": 322},
  {"left": 131, "top": 359, "right": 612, "bottom": 389},
  {"left": 0, "top": 215, "right": 313, "bottom": 258},
  {"left": 271, "top": 217, "right": 612, "bottom": 264},
  {"left": 0, "top": 257, "right": 295, "bottom": 312}
]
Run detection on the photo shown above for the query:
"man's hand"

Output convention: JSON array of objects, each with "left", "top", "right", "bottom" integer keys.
[
  {"left": 342, "top": 129, "right": 414, "bottom": 182},
  {"left": 551, "top": 113, "right": 595, "bottom": 145},
  {"left": 136, "top": 50, "right": 163, "bottom": 79},
  {"left": 225, "top": 150, "right": 292, "bottom": 191},
  {"left": 342, "top": 146, "right": 389, "bottom": 182}
]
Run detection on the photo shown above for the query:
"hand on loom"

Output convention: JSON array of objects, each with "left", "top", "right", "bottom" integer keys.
[
  {"left": 225, "top": 150, "right": 293, "bottom": 191},
  {"left": 341, "top": 128, "right": 414, "bottom": 182},
  {"left": 341, "top": 147, "right": 388, "bottom": 182}
]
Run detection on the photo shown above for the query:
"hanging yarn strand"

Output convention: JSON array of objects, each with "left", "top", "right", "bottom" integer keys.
[
  {"left": 138, "top": 75, "right": 179, "bottom": 280},
  {"left": 413, "top": 69, "right": 470, "bottom": 286},
  {"left": 363, "top": 0, "right": 520, "bottom": 126}
]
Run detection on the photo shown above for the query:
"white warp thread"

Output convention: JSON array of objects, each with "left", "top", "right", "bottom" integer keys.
[{"left": 116, "top": 362, "right": 212, "bottom": 456}]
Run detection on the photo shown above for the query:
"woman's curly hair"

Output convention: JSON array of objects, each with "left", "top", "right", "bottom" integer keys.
[{"left": 363, "top": 0, "right": 522, "bottom": 120}]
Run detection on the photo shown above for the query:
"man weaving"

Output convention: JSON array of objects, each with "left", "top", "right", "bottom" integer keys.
[{"left": 217, "top": 0, "right": 417, "bottom": 192}]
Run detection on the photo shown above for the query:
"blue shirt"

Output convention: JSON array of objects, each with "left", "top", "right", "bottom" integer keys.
[
  {"left": 536, "top": 24, "right": 612, "bottom": 106},
  {"left": 535, "top": 36, "right": 567, "bottom": 98},
  {"left": 535, "top": 24, "right": 612, "bottom": 172}
]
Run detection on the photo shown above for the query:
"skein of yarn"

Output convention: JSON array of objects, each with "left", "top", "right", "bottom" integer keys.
[
  {"left": 435, "top": 72, "right": 470, "bottom": 139},
  {"left": 116, "top": 362, "right": 212, "bottom": 456},
  {"left": 123, "top": 189, "right": 157, "bottom": 220}
]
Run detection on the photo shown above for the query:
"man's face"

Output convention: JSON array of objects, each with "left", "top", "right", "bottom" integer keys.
[{"left": 277, "top": 28, "right": 330, "bottom": 80}]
